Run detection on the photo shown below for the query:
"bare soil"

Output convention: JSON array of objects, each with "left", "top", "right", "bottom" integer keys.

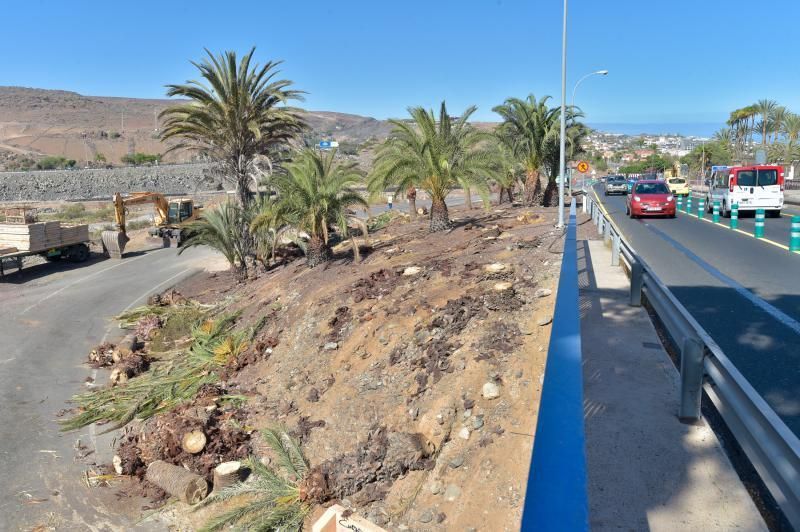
[{"left": 102, "top": 203, "right": 565, "bottom": 530}]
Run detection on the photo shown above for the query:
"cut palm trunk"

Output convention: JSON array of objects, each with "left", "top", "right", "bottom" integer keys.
[
  {"left": 212, "top": 461, "right": 242, "bottom": 492},
  {"left": 464, "top": 187, "right": 473, "bottom": 210},
  {"left": 523, "top": 169, "right": 544, "bottom": 206},
  {"left": 146, "top": 460, "right": 208, "bottom": 504}
]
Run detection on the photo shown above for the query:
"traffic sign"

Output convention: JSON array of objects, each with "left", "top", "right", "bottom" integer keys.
[
  {"left": 319, "top": 140, "right": 339, "bottom": 149},
  {"left": 577, "top": 161, "right": 589, "bottom": 173}
]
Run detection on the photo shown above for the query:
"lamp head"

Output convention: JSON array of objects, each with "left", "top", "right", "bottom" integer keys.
[{"left": 596, "top": 70, "right": 609, "bottom": 75}]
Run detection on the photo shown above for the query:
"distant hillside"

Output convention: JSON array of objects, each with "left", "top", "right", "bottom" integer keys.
[{"left": 0, "top": 86, "right": 402, "bottom": 171}]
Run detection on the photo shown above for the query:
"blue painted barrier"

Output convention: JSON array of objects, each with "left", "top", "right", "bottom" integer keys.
[{"left": 520, "top": 198, "right": 588, "bottom": 531}]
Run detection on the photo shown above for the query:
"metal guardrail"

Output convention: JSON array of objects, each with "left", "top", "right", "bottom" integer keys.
[
  {"left": 583, "top": 189, "right": 800, "bottom": 528},
  {"left": 521, "top": 198, "right": 588, "bottom": 531}
]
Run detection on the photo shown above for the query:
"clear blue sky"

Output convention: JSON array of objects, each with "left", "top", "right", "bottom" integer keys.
[{"left": 2, "top": 0, "right": 799, "bottom": 125}]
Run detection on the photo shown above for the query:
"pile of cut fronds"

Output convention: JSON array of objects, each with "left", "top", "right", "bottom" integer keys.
[
  {"left": 199, "top": 428, "right": 316, "bottom": 532},
  {"left": 61, "top": 313, "right": 248, "bottom": 432},
  {"left": 115, "top": 301, "right": 214, "bottom": 330}
]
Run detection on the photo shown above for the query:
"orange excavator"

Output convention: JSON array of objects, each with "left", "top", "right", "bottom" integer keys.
[{"left": 101, "top": 192, "right": 203, "bottom": 258}]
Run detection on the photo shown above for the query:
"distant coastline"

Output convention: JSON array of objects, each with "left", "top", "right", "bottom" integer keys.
[{"left": 588, "top": 122, "right": 719, "bottom": 138}]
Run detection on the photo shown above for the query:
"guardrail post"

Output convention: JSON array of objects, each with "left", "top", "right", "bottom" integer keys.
[
  {"left": 698, "top": 198, "right": 705, "bottom": 219},
  {"left": 679, "top": 337, "right": 704, "bottom": 421},
  {"left": 582, "top": 196, "right": 587, "bottom": 213},
  {"left": 676, "top": 196, "right": 683, "bottom": 212},
  {"left": 611, "top": 233, "right": 620, "bottom": 266},
  {"left": 712, "top": 200, "right": 720, "bottom": 223},
  {"left": 731, "top": 203, "right": 739, "bottom": 229},
  {"left": 686, "top": 196, "right": 692, "bottom": 214},
  {"left": 597, "top": 215, "right": 604, "bottom": 235},
  {"left": 603, "top": 218, "right": 611, "bottom": 245},
  {"left": 629, "top": 260, "right": 643, "bottom": 307},
  {"left": 755, "top": 209, "right": 765, "bottom": 238},
  {"left": 791, "top": 216, "right": 800, "bottom": 252}
]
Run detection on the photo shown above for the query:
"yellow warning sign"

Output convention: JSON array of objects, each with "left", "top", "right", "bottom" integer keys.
[{"left": 577, "top": 161, "right": 589, "bottom": 173}]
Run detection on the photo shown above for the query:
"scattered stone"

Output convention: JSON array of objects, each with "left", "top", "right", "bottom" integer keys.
[
  {"left": 379, "top": 336, "right": 389, "bottom": 345},
  {"left": 430, "top": 481, "right": 442, "bottom": 495},
  {"left": 403, "top": 266, "right": 422, "bottom": 276},
  {"left": 534, "top": 288, "right": 552, "bottom": 298},
  {"left": 537, "top": 315, "right": 553, "bottom": 326},
  {"left": 444, "top": 484, "right": 461, "bottom": 501},
  {"left": 323, "top": 342, "right": 338, "bottom": 351},
  {"left": 473, "top": 416, "right": 485, "bottom": 430},
  {"left": 449, "top": 456, "right": 465, "bottom": 469},
  {"left": 436, "top": 513, "right": 447, "bottom": 524},
  {"left": 483, "top": 263, "right": 507, "bottom": 273},
  {"left": 482, "top": 382, "right": 501, "bottom": 400},
  {"left": 419, "top": 510, "right": 434, "bottom": 524},
  {"left": 493, "top": 281, "right": 513, "bottom": 292},
  {"left": 458, "top": 427, "right": 471, "bottom": 440}
]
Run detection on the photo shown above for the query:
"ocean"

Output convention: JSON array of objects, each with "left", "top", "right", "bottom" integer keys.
[{"left": 588, "top": 122, "right": 720, "bottom": 138}]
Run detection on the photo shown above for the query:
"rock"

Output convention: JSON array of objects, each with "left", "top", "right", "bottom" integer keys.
[
  {"left": 482, "top": 382, "right": 501, "bottom": 400},
  {"left": 534, "top": 288, "right": 553, "bottom": 298},
  {"left": 409, "top": 407, "right": 419, "bottom": 420},
  {"left": 379, "top": 336, "right": 389, "bottom": 345},
  {"left": 419, "top": 510, "right": 434, "bottom": 523},
  {"left": 458, "top": 427, "right": 471, "bottom": 440},
  {"left": 483, "top": 263, "right": 507, "bottom": 273},
  {"left": 515, "top": 370, "right": 523, "bottom": 378},
  {"left": 473, "top": 415, "right": 485, "bottom": 430},
  {"left": 498, "top": 231, "right": 513, "bottom": 239},
  {"left": 463, "top": 409, "right": 471, "bottom": 419},
  {"left": 430, "top": 481, "right": 442, "bottom": 495},
  {"left": 449, "top": 455, "right": 465, "bottom": 468},
  {"left": 403, "top": 266, "right": 422, "bottom": 276},
  {"left": 323, "top": 342, "right": 338, "bottom": 351},
  {"left": 537, "top": 315, "right": 553, "bottom": 326},
  {"left": 444, "top": 484, "right": 461, "bottom": 501},
  {"left": 493, "top": 281, "right": 513, "bottom": 291}
]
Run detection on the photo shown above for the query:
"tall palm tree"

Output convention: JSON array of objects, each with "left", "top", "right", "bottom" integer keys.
[
  {"left": 782, "top": 113, "right": 800, "bottom": 161},
  {"left": 713, "top": 128, "right": 733, "bottom": 146},
  {"left": 274, "top": 148, "right": 368, "bottom": 266},
  {"left": 160, "top": 48, "right": 306, "bottom": 207},
  {"left": 754, "top": 99, "right": 778, "bottom": 146},
  {"left": 770, "top": 106, "right": 788, "bottom": 144},
  {"left": 369, "top": 102, "right": 498, "bottom": 232},
  {"left": 493, "top": 95, "right": 582, "bottom": 206}
]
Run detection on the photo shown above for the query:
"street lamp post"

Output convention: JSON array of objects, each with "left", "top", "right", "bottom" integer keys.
[
  {"left": 557, "top": 0, "right": 568, "bottom": 228},
  {"left": 569, "top": 69, "right": 608, "bottom": 196}
]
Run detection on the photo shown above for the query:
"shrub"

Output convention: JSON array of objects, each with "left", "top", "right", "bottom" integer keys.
[{"left": 121, "top": 152, "right": 160, "bottom": 166}]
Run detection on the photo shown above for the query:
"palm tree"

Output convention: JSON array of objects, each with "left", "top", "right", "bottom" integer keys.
[
  {"left": 274, "top": 148, "right": 368, "bottom": 267},
  {"left": 713, "top": 128, "right": 733, "bottom": 146},
  {"left": 771, "top": 106, "right": 788, "bottom": 144},
  {"left": 369, "top": 102, "right": 498, "bottom": 232},
  {"left": 754, "top": 99, "right": 778, "bottom": 146},
  {"left": 782, "top": 113, "right": 800, "bottom": 161},
  {"left": 160, "top": 48, "right": 306, "bottom": 207},
  {"left": 180, "top": 202, "right": 249, "bottom": 278},
  {"left": 493, "top": 95, "right": 568, "bottom": 206}
]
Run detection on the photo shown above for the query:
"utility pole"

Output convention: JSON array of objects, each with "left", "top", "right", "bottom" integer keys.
[
  {"left": 121, "top": 111, "right": 124, "bottom": 134},
  {"left": 153, "top": 109, "right": 158, "bottom": 131},
  {"left": 557, "top": 0, "right": 568, "bottom": 228}
]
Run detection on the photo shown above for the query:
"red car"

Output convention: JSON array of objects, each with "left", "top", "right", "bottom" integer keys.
[{"left": 625, "top": 180, "right": 676, "bottom": 218}]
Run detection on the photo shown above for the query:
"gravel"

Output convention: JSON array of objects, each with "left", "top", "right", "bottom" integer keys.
[{"left": 0, "top": 163, "right": 216, "bottom": 201}]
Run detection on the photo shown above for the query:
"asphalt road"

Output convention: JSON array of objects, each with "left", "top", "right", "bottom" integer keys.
[
  {"left": 593, "top": 185, "right": 800, "bottom": 437},
  {"left": 0, "top": 245, "right": 216, "bottom": 531}
]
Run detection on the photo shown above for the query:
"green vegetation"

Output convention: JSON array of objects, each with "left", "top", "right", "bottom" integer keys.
[
  {"left": 160, "top": 48, "right": 306, "bottom": 208},
  {"left": 94, "top": 152, "right": 107, "bottom": 163},
  {"left": 369, "top": 102, "right": 499, "bottom": 231},
  {"left": 713, "top": 99, "right": 800, "bottom": 165},
  {"left": 120, "top": 152, "right": 159, "bottom": 165},
  {"left": 61, "top": 311, "right": 248, "bottom": 432},
  {"left": 273, "top": 148, "right": 368, "bottom": 265},
  {"left": 199, "top": 429, "right": 313, "bottom": 531},
  {"left": 110, "top": 132, "right": 121, "bottom": 139},
  {"left": 39, "top": 203, "right": 115, "bottom": 224},
  {"left": 493, "top": 94, "right": 586, "bottom": 206},
  {"left": 36, "top": 156, "right": 77, "bottom": 170},
  {"left": 181, "top": 202, "right": 251, "bottom": 278},
  {"left": 619, "top": 153, "right": 675, "bottom": 175}
]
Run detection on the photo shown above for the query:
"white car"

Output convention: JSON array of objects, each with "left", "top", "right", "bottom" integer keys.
[{"left": 706, "top": 165, "right": 784, "bottom": 217}]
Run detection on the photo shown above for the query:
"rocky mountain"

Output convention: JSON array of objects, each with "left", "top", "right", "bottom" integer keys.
[{"left": 0, "top": 86, "right": 396, "bottom": 170}]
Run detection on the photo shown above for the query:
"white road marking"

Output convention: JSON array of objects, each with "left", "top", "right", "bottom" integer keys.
[{"left": 20, "top": 250, "right": 163, "bottom": 315}]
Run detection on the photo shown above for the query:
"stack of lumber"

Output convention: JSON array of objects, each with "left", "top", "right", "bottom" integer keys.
[{"left": 0, "top": 222, "right": 89, "bottom": 253}]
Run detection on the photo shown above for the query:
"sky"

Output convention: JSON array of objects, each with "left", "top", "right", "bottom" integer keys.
[{"left": 2, "top": 0, "right": 800, "bottom": 129}]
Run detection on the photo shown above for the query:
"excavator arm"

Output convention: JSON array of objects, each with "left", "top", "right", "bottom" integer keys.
[{"left": 103, "top": 192, "right": 173, "bottom": 259}]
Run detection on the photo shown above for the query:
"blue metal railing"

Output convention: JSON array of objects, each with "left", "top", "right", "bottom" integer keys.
[{"left": 520, "top": 198, "right": 588, "bottom": 531}]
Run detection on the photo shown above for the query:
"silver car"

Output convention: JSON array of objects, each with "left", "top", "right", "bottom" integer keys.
[{"left": 605, "top": 175, "right": 628, "bottom": 196}]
